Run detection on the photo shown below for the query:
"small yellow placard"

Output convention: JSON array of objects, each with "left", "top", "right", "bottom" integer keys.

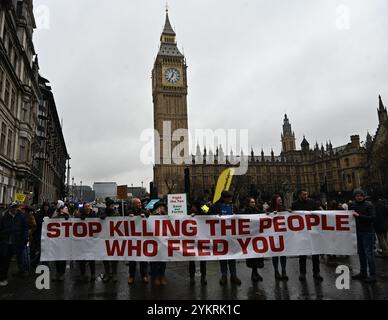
[
  {"left": 15, "top": 193, "right": 26, "bottom": 203},
  {"left": 201, "top": 205, "right": 209, "bottom": 214}
]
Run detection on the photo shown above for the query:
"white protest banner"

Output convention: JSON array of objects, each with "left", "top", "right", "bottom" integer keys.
[
  {"left": 167, "top": 194, "right": 187, "bottom": 215},
  {"left": 41, "top": 211, "right": 357, "bottom": 262}
]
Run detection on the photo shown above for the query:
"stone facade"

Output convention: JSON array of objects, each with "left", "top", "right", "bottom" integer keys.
[
  {"left": 0, "top": 0, "right": 68, "bottom": 205},
  {"left": 152, "top": 10, "right": 189, "bottom": 197},
  {"left": 152, "top": 11, "right": 387, "bottom": 202}
]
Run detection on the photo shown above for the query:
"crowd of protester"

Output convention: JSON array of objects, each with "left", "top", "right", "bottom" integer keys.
[{"left": 0, "top": 188, "right": 387, "bottom": 288}]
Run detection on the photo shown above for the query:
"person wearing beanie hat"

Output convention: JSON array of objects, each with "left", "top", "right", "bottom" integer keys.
[
  {"left": 353, "top": 189, "right": 366, "bottom": 197},
  {"left": 127, "top": 198, "right": 150, "bottom": 285},
  {"left": 149, "top": 201, "right": 168, "bottom": 286},
  {"left": 100, "top": 197, "right": 119, "bottom": 283},
  {"left": 51, "top": 200, "right": 71, "bottom": 281},
  {"left": 188, "top": 199, "right": 208, "bottom": 286},
  {"left": 208, "top": 190, "right": 242, "bottom": 286},
  {"left": 74, "top": 203, "right": 97, "bottom": 283},
  {"left": 350, "top": 189, "right": 377, "bottom": 283},
  {"left": 31, "top": 202, "right": 52, "bottom": 268}
]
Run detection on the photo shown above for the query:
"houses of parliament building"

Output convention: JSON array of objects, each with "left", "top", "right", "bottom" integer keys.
[{"left": 152, "top": 10, "right": 388, "bottom": 202}]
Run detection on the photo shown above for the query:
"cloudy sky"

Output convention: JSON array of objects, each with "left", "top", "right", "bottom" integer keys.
[{"left": 32, "top": 0, "right": 388, "bottom": 189}]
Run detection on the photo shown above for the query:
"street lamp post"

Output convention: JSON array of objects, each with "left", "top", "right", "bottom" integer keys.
[
  {"left": 80, "top": 180, "right": 83, "bottom": 202},
  {"left": 71, "top": 177, "right": 75, "bottom": 201}
]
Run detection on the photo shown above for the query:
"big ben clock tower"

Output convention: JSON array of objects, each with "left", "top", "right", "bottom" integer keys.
[{"left": 152, "top": 9, "right": 189, "bottom": 196}]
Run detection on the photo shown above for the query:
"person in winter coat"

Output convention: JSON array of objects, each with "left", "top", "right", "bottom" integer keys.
[
  {"left": 292, "top": 190, "right": 323, "bottom": 282},
  {"left": 31, "top": 202, "right": 52, "bottom": 268},
  {"left": 51, "top": 200, "right": 70, "bottom": 282},
  {"left": 127, "top": 198, "right": 150, "bottom": 285},
  {"left": 208, "top": 191, "right": 242, "bottom": 286},
  {"left": 188, "top": 200, "right": 208, "bottom": 286},
  {"left": 20, "top": 206, "right": 37, "bottom": 273},
  {"left": 100, "top": 197, "right": 120, "bottom": 283},
  {"left": 150, "top": 202, "right": 168, "bottom": 286},
  {"left": 374, "top": 199, "right": 388, "bottom": 257},
  {"left": 268, "top": 194, "right": 289, "bottom": 281},
  {"left": 242, "top": 197, "right": 265, "bottom": 282},
  {"left": 0, "top": 203, "right": 29, "bottom": 287},
  {"left": 350, "top": 189, "right": 377, "bottom": 283},
  {"left": 74, "top": 203, "right": 98, "bottom": 282}
]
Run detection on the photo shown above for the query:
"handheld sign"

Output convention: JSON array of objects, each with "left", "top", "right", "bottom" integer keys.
[
  {"left": 213, "top": 168, "right": 235, "bottom": 204},
  {"left": 168, "top": 194, "right": 187, "bottom": 215},
  {"left": 15, "top": 193, "right": 26, "bottom": 203},
  {"left": 117, "top": 185, "right": 128, "bottom": 200}
]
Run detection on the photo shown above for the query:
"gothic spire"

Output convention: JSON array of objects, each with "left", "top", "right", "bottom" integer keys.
[
  {"left": 379, "top": 95, "right": 385, "bottom": 111},
  {"left": 162, "top": 8, "right": 176, "bottom": 36}
]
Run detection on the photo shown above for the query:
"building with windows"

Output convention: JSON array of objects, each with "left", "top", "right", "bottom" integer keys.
[
  {"left": 152, "top": 10, "right": 387, "bottom": 202},
  {"left": 0, "top": 0, "right": 68, "bottom": 205},
  {"left": 93, "top": 182, "right": 117, "bottom": 202},
  {"left": 72, "top": 185, "right": 95, "bottom": 203}
]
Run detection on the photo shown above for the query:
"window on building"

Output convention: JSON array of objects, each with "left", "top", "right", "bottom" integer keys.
[
  {"left": 10, "top": 88, "right": 16, "bottom": 115},
  {"left": 0, "top": 68, "right": 4, "bottom": 100},
  {"left": 3, "top": 29, "right": 9, "bottom": 51},
  {"left": 4, "top": 79, "right": 10, "bottom": 106},
  {"left": 19, "top": 137, "right": 27, "bottom": 162},
  {"left": 21, "top": 103, "right": 29, "bottom": 122},
  {"left": 7, "top": 129, "right": 13, "bottom": 158},
  {"left": 345, "top": 158, "right": 350, "bottom": 167},
  {"left": 0, "top": 123, "right": 6, "bottom": 155}
]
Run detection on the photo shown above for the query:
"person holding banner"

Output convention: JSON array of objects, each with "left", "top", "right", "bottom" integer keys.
[
  {"left": 128, "top": 198, "right": 150, "bottom": 285},
  {"left": 268, "top": 194, "right": 289, "bottom": 281},
  {"left": 75, "top": 203, "right": 97, "bottom": 282},
  {"left": 150, "top": 202, "right": 168, "bottom": 286},
  {"left": 350, "top": 189, "right": 377, "bottom": 283},
  {"left": 188, "top": 200, "right": 208, "bottom": 286},
  {"left": 292, "top": 190, "right": 323, "bottom": 282},
  {"left": 209, "top": 191, "right": 242, "bottom": 286},
  {"left": 51, "top": 200, "right": 70, "bottom": 282},
  {"left": 100, "top": 197, "right": 120, "bottom": 283},
  {"left": 20, "top": 206, "right": 37, "bottom": 274},
  {"left": 31, "top": 202, "right": 52, "bottom": 268},
  {"left": 242, "top": 197, "right": 265, "bottom": 282}
]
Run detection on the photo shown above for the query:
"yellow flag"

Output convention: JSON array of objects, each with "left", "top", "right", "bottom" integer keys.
[{"left": 213, "top": 168, "right": 235, "bottom": 204}]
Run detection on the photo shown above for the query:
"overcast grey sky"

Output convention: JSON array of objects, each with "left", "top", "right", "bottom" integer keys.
[{"left": 32, "top": 0, "right": 388, "bottom": 189}]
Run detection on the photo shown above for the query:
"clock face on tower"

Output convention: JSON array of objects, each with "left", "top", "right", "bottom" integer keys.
[{"left": 164, "top": 68, "right": 181, "bottom": 84}]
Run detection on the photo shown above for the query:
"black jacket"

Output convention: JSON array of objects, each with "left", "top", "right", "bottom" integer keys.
[
  {"left": 0, "top": 211, "right": 28, "bottom": 249},
  {"left": 99, "top": 207, "right": 118, "bottom": 219},
  {"left": 77, "top": 209, "right": 98, "bottom": 220},
  {"left": 349, "top": 200, "right": 376, "bottom": 233},
  {"left": 374, "top": 201, "right": 388, "bottom": 232},
  {"left": 242, "top": 206, "right": 265, "bottom": 214},
  {"left": 129, "top": 207, "right": 150, "bottom": 217},
  {"left": 292, "top": 199, "right": 319, "bottom": 211}
]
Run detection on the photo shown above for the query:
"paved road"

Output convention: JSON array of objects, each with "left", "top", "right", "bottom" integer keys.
[{"left": 1, "top": 256, "right": 388, "bottom": 300}]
